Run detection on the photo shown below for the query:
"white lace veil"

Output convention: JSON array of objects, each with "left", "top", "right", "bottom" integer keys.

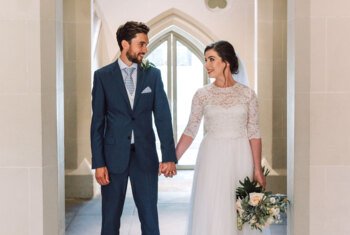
[{"left": 233, "top": 56, "right": 249, "bottom": 86}]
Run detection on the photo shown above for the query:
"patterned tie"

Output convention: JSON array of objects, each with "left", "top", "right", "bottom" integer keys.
[{"left": 124, "top": 67, "right": 136, "bottom": 95}]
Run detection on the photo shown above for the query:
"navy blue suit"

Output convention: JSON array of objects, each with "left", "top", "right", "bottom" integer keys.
[{"left": 90, "top": 60, "right": 176, "bottom": 235}]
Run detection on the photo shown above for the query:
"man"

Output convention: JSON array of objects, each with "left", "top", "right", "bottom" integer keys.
[{"left": 90, "top": 21, "right": 177, "bottom": 235}]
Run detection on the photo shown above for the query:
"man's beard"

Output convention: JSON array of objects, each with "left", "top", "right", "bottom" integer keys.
[{"left": 126, "top": 50, "right": 143, "bottom": 64}]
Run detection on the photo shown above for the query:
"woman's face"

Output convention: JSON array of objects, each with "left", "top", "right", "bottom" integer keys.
[{"left": 204, "top": 49, "right": 227, "bottom": 78}]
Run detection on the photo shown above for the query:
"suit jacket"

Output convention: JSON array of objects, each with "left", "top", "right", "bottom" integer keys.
[{"left": 90, "top": 60, "right": 177, "bottom": 174}]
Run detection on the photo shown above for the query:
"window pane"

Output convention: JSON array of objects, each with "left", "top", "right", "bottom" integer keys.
[
  {"left": 146, "top": 41, "right": 168, "bottom": 93},
  {"left": 146, "top": 41, "right": 168, "bottom": 162},
  {"left": 176, "top": 41, "right": 203, "bottom": 166}
]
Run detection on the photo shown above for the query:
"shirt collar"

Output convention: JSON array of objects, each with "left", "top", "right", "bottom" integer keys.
[{"left": 118, "top": 58, "right": 137, "bottom": 71}]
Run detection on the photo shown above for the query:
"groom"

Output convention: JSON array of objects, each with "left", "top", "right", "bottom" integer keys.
[{"left": 90, "top": 21, "right": 177, "bottom": 235}]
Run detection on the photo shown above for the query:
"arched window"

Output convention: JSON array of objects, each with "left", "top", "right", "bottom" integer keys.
[{"left": 146, "top": 31, "right": 207, "bottom": 168}]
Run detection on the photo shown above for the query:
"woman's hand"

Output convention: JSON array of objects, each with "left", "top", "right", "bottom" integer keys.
[
  {"left": 253, "top": 167, "right": 266, "bottom": 189},
  {"left": 159, "top": 162, "right": 177, "bottom": 177}
]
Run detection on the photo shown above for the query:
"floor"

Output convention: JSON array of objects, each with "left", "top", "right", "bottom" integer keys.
[{"left": 65, "top": 170, "right": 286, "bottom": 235}]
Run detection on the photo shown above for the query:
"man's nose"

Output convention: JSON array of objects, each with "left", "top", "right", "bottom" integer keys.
[{"left": 142, "top": 46, "right": 148, "bottom": 53}]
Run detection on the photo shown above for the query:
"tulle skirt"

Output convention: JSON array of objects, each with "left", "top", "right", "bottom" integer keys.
[{"left": 187, "top": 135, "right": 270, "bottom": 235}]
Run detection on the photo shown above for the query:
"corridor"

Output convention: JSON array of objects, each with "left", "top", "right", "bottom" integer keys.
[{"left": 65, "top": 171, "right": 287, "bottom": 235}]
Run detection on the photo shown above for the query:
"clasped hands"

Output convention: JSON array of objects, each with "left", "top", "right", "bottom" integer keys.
[
  {"left": 95, "top": 162, "right": 177, "bottom": 186},
  {"left": 159, "top": 162, "right": 177, "bottom": 178}
]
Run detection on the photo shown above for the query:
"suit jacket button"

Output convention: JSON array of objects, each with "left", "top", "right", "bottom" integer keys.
[{"left": 128, "top": 136, "right": 131, "bottom": 140}]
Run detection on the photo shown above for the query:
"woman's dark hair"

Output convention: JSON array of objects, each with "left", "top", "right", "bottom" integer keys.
[
  {"left": 116, "top": 21, "right": 150, "bottom": 51},
  {"left": 204, "top": 40, "right": 239, "bottom": 74}
]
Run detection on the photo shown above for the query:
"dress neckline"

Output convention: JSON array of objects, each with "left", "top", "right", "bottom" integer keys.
[{"left": 211, "top": 81, "right": 239, "bottom": 90}]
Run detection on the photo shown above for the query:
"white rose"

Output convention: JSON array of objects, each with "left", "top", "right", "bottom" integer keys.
[
  {"left": 270, "top": 207, "right": 280, "bottom": 216},
  {"left": 250, "top": 215, "right": 257, "bottom": 224},
  {"left": 236, "top": 199, "right": 244, "bottom": 215},
  {"left": 266, "top": 216, "right": 275, "bottom": 225},
  {"left": 270, "top": 197, "right": 276, "bottom": 204},
  {"left": 248, "top": 193, "right": 264, "bottom": 206},
  {"left": 236, "top": 198, "right": 242, "bottom": 209},
  {"left": 237, "top": 217, "right": 243, "bottom": 230},
  {"left": 275, "top": 214, "right": 281, "bottom": 222},
  {"left": 274, "top": 207, "right": 280, "bottom": 215}
]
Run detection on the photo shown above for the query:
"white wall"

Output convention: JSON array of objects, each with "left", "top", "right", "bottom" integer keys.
[
  {"left": 94, "top": 0, "right": 256, "bottom": 87},
  {"left": 258, "top": 0, "right": 288, "bottom": 169},
  {"left": 288, "top": 0, "right": 350, "bottom": 234},
  {"left": 64, "top": 0, "right": 91, "bottom": 170},
  {"left": 0, "top": 0, "right": 64, "bottom": 234},
  {"left": 287, "top": 0, "right": 311, "bottom": 233},
  {"left": 309, "top": 0, "right": 350, "bottom": 234}
]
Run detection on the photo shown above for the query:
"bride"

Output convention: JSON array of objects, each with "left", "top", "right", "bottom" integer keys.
[{"left": 176, "top": 41, "right": 266, "bottom": 235}]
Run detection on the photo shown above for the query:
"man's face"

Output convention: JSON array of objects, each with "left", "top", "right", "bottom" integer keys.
[{"left": 125, "top": 33, "right": 149, "bottom": 64}]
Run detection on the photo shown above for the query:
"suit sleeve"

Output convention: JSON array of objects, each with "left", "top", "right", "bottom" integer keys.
[
  {"left": 153, "top": 70, "right": 177, "bottom": 163},
  {"left": 90, "top": 71, "right": 106, "bottom": 168}
]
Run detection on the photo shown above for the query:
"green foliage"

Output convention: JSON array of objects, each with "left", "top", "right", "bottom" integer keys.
[
  {"left": 141, "top": 59, "right": 155, "bottom": 70},
  {"left": 236, "top": 166, "right": 270, "bottom": 200},
  {"left": 235, "top": 167, "right": 290, "bottom": 231}
]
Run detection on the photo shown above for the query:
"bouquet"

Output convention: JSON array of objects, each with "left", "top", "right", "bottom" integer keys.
[{"left": 235, "top": 168, "right": 290, "bottom": 231}]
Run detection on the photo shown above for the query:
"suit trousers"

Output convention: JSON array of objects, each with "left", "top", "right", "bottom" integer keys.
[{"left": 101, "top": 145, "right": 160, "bottom": 235}]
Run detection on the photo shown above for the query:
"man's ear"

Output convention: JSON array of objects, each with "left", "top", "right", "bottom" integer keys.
[{"left": 121, "top": 40, "right": 129, "bottom": 51}]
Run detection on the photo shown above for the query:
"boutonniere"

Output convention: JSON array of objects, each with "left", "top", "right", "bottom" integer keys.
[{"left": 141, "top": 59, "right": 155, "bottom": 70}]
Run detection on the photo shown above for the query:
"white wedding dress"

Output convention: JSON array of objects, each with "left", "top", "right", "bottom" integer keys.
[{"left": 184, "top": 82, "right": 269, "bottom": 235}]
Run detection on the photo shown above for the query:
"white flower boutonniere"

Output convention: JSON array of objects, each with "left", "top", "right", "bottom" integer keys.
[{"left": 141, "top": 59, "right": 155, "bottom": 70}]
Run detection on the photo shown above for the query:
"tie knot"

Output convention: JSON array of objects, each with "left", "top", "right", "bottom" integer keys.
[{"left": 124, "top": 67, "right": 135, "bottom": 77}]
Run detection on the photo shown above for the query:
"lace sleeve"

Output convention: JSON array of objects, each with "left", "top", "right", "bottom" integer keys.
[
  {"left": 247, "top": 89, "right": 261, "bottom": 139},
  {"left": 183, "top": 90, "right": 204, "bottom": 139}
]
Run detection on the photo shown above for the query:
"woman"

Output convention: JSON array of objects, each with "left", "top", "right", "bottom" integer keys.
[{"left": 176, "top": 41, "right": 266, "bottom": 235}]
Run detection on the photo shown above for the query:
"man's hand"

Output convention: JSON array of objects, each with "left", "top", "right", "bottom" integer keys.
[
  {"left": 95, "top": 166, "right": 110, "bottom": 185},
  {"left": 159, "top": 162, "right": 177, "bottom": 177}
]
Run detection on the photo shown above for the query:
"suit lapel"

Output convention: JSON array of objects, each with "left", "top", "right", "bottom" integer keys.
[
  {"left": 133, "top": 65, "right": 145, "bottom": 110},
  {"left": 113, "top": 60, "right": 132, "bottom": 111}
]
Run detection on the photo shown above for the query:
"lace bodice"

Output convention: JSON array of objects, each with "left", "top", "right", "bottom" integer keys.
[{"left": 183, "top": 83, "right": 261, "bottom": 139}]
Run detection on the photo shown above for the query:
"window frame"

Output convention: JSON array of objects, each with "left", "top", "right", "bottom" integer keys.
[{"left": 147, "top": 31, "right": 208, "bottom": 168}]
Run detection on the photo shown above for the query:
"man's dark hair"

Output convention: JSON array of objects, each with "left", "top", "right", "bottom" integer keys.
[{"left": 116, "top": 21, "right": 150, "bottom": 51}]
